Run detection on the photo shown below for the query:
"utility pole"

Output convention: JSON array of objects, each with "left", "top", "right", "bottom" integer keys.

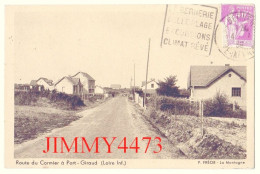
[{"left": 144, "top": 38, "right": 151, "bottom": 108}]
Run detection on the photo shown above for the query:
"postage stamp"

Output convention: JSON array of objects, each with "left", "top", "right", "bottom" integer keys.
[
  {"left": 214, "top": 4, "right": 255, "bottom": 60},
  {"left": 221, "top": 4, "right": 254, "bottom": 48}
]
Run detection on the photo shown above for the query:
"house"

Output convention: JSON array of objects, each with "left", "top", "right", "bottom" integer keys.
[
  {"left": 72, "top": 72, "right": 95, "bottom": 97},
  {"left": 54, "top": 76, "right": 83, "bottom": 96},
  {"left": 14, "top": 84, "right": 31, "bottom": 92},
  {"left": 188, "top": 65, "right": 246, "bottom": 109},
  {"left": 141, "top": 79, "right": 158, "bottom": 96},
  {"left": 30, "top": 77, "right": 54, "bottom": 90},
  {"left": 95, "top": 85, "right": 105, "bottom": 94},
  {"left": 95, "top": 85, "right": 109, "bottom": 98},
  {"left": 110, "top": 84, "right": 121, "bottom": 89}
]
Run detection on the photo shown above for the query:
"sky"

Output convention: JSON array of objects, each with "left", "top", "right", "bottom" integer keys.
[{"left": 9, "top": 5, "right": 250, "bottom": 88}]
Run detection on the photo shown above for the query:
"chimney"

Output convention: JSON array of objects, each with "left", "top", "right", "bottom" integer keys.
[{"left": 225, "top": 64, "right": 230, "bottom": 66}]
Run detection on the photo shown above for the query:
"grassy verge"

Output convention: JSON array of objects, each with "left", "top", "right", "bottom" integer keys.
[
  {"left": 14, "top": 105, "right": 81, "bottom": 144},
  {"left": 135, "top": 103, "right": 246, "bottom": 159}
]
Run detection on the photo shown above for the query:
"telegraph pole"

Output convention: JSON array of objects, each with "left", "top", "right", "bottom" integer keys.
[{"left": 144, "top": 38, "right": 151, "bottom": 107}]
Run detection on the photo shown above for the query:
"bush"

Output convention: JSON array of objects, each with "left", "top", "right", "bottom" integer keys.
[
  {"left": 203, "top": 92, "right": 231, "bottom": 116},
  {"left": 14, "top": 91, "right": 38, "bottom": 105},
  {"left": 149, "top": 96, "right": 199, "bottom": 115},
  {"left": 14, "top": 90, "right": 85, "bottom": 109},
  {"left": 203, "top": 92, "right": 246, "bottom": 119}
]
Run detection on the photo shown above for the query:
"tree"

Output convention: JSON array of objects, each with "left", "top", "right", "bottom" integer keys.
[{"left": 156, "top": 75, "right": 180, "bottom": 97}]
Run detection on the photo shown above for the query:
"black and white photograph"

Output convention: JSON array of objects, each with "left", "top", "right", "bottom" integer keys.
[{"left": 3, "top": 3, "right": 255, "bottom": 169}]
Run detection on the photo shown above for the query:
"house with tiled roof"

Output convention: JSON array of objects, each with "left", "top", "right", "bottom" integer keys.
[
  {"left": 188, "top": 64, "right": 246, "bottom": 109},
  {"left": 30, "top": 77, "right": 54, "bottom": 90},
  {"left": 110, "top": 84, "right": 121, "bottom": 89},
  {"left": 54, "top": 76, "right": 83, "bottom": 96},
  {"left": 141, "top": 79, "right": 158, "bottom": 95},
  {"left": 72, "top": 72, "right": 95, "bottom": 97}
]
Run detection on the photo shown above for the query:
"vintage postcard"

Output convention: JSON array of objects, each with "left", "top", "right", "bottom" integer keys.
[{"left": 4, "top": 4, "right": 255, "bottom": 168}]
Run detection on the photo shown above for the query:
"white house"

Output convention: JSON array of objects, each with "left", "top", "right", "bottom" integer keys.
[
  {"left": 30, "top": 77, "right": 54, "bottom": 90},
  {"left": 110, "top": 84, "right": 121, "bottom": 89},
  {"left": 188, "top": 65, "right": 246, "bottom": 109},
  {"left": 95, "top": 85, "right": 105, "bottom": 94},
  {"left": 54, "top": 76, "right": 83, "bottom": 96},
  {"left": 141, "top": 79, "right": 159, "bottom": 95},
  {"left": 72, "top": 72, "right": 95, "bottom": 97}
]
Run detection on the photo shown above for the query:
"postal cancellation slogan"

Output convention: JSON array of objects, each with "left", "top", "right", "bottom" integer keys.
[{"left": 4, "top": 4, "right": 255, "bottom": 168}]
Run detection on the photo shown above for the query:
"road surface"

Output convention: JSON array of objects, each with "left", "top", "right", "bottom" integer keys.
[{"left": 14, "top": 96, "right": 185, "bottom": 159}]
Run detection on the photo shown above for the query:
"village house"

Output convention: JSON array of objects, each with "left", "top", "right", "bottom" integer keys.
[
  {"left": 110, "top": 84, "right": 121, "bottom": 89},
  {"left": 30, "top": 77, "right": 54, "bottom": 91},
  {"left": 141, "top": 79, "right": 158, "bottom": 96},
  {"left": 95, "top": 85, "right": 109, "bottom": 98},
  {"left": 72, "top": 72, "right": 95, "bottom": 98},
  {"left": 95, "top": 85, "right": 105, "bottom": 95},
  {"left": 188, "top": 65, "right": 246, "bottom": 110},
  {"left": 54, "top": 76, "right": 83, "bottom": 97},
  {"left": 14, "top": 84, "right": 31, "bottom": 92}
]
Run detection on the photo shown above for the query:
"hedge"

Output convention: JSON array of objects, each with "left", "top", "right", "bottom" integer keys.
[{"left": 14, "top": 90, "right": 85, "bottom": 109}]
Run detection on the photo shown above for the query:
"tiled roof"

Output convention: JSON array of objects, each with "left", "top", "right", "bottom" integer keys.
[
  {"left": 110, "top": 84, "right": 121, "bottom": 89},
  {"left": 188, "top": 65, "right": 246, "bottom": 88},
  {"left": 55, "top": 76, "right": 81, "bottom": 86},
  {"left": 72, "top": 72, "right": 95, "bottom": 80},
  {"left": 30, "top": 80, "right": 38, "bottom": 86},
  {"left": 141, "top": 79, "right": 157, "bottom": 87},
  {"left": 37, "top": 77, "right": 53, "bottom": 86}
]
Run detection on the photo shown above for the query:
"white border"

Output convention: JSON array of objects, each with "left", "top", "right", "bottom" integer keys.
[{"left": 0, "top": 0, "right": 259, "bottom": 174}]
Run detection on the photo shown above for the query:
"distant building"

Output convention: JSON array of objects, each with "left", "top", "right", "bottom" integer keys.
[
  {"left": 30, "top": 77, "right": 54, "bottom": 90},
  {"left": 141, "top": 79, "right": 158, "bottom": 95},
  {"left": 95, "top": 85, "right": 105, "bottom": 94},
  {"left": 188, "top": 65, "right": 246, "bottom": 109},
  {"left": 110, "top": 84, "right": 121, "bottom": 89},
  {"left": 54, "top": 76, "right": 83, "bottom": 96},
  {"left": 72, "top": 72, "right": 95, "bottom": 97},
  {"left": 14, "top": 84, "right": 30, "bottom": 92}
]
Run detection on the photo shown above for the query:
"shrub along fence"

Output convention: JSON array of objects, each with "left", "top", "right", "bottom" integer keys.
[{"left": 147, "top": 93, "right": 246, "bottom": 119}]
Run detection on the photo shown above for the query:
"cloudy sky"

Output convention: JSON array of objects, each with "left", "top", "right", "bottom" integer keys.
[{"left": 8, "top": 5, "right": 249, "bottom": 88}]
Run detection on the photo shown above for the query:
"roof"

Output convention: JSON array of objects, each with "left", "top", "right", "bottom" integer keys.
[
  {"left": 15, "top": 83, "right": 30, "bottom": 87},
  {"left": 110, "top": 84, "right": 121, "bottom": 89},
  {"left": 30, "top": 77, "right": 53, "bottom": 86},
  {"left": 188, "top": 65, "right": 246, "bottom": 88},
  {"left": 72, "top": 72, "right": 95, "bottom": 81},
  {"left": 55, "top": 76, "right": 81, "bottom": 86},
  {"left": 30, "top": 80, "right": 38, "bottom": 86},
  {"left": 95, "top": 85, "right": 103, "bottom": 89},
  {"left": 37, "top": 77, "right": 53, "bottom": 86},
  {"left": 141, "top": 79, "right": 157, "bottom": 87}
]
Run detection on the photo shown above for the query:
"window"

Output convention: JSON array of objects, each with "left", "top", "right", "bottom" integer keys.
[
  {"left": 151, "top": 84, "right": 154, "bottom": 88},
  {"left": 73, "top": 86, "right": 78, "bottom": 94},
  {"left": 232, "top": 88, "right": 241, "bottom": 97}
]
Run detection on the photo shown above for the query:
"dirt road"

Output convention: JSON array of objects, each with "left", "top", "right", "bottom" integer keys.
[{"left": 14, "top": 96, "right": 185, "bottom": 159}]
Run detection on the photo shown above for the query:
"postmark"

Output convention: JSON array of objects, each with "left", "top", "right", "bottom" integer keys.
[
  {"left": 221, "top": 4, "right": 254, "bottom": 47},
  {"left": 161, "top": 5, "right": 218, "bottom": 56},
  {"left": 214, "top": 4, "right": 255, "bottom": 60}
]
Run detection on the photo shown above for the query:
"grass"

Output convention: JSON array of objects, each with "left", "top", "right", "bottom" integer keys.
[
  {"left": 14, "top": 96, "right": 111, "bottom": 144},
  {"left": 14, "top": 105, "right": 81, "bottom": 144},
  {"left": 142, "top": 106, "right": 247, "bottom": 159}
]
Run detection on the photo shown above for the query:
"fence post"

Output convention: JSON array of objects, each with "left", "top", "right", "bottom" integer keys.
[{"left": 200, "top": 100, "right": 204, "bottom": 138}]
